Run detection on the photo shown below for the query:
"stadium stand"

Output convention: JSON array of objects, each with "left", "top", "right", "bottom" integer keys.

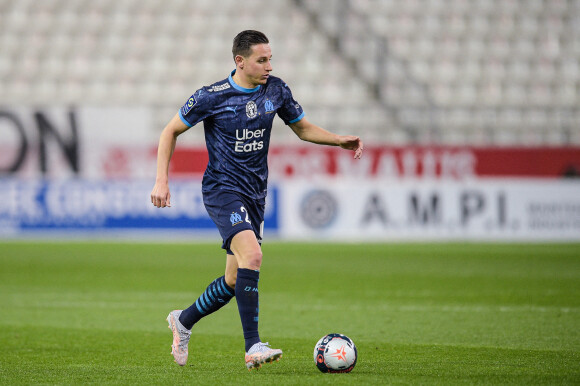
[{"left": 0, "top": 0, "right": 578, "bottom": 144}]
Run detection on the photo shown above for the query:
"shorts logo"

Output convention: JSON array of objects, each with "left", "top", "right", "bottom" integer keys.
[
  {"left": 246, "top": 101, "right": 258, "bottom": 119},
  {"left": 264, "top": 99, "right": 274, "bottom": 114},
  {"left": 230, "top": 211, "right": 243, "bottom": 226}
]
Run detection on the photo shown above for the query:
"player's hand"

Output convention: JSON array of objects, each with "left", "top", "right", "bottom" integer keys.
[
  {"left": 151, "top": 182, "right": 171, "bottom": 208},
  {"left": 338, "top": 135, "right": 363, "bottom": 159}
]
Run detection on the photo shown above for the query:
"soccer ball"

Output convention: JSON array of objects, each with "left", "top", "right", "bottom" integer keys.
[{"left": 313, "top": 333, "right": 357, "bottom": 373}]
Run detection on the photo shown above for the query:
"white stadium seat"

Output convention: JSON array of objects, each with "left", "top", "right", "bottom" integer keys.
[{"left": 0, "top": 0, "right": 577, "bottom": 144}]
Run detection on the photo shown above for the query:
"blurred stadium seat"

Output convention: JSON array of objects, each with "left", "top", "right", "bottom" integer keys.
[{"left": 0, "top": 0, "right": 578, "bottom": 144}]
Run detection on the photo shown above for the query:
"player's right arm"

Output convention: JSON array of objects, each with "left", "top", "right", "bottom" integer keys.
[{"left": 150, "top": 113, "right": 191, "bottom": 208}]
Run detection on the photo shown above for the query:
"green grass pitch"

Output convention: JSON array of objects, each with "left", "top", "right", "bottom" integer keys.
[{"left": 0, "top": 242, "right": 579, "bottom": 385}]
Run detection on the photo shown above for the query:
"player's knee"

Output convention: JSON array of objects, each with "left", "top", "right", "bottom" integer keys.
[{"left": 244, "top": 249, "right": 263, "bottom": 270}]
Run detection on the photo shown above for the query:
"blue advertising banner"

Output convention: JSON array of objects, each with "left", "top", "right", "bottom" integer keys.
[{"left": 0, "top": 179, "right": 279, "bottom": 238}]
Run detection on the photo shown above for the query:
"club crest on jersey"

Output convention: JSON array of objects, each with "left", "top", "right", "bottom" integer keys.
[
  {"left": 246, "top": 101, "right": 258, "bottom": 119},
  {"left": 230, "top": 211, "right": 243, "bottom": 226},
  {"left": 265, "top": 99, "right": 274, "bottom": 114}
]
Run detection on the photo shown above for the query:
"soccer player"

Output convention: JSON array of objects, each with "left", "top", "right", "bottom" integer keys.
[{"left": 150, "top": 30, "right": 363, "bottom": 370}]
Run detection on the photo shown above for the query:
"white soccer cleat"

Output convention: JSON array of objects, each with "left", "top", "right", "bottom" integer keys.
[
  {"left": 245, "top": 342, "right": 283, "bottom": 370},
  {"left": 166, "top": 310, "right": 191, "bottom": 366}
]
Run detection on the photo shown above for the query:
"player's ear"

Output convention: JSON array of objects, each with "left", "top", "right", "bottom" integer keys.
[{"left": 235, "top": 55, "right": 245, "bottom": 70}]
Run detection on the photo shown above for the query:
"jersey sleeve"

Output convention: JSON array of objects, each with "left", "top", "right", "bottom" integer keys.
[
  {"left": 178, "top": 88, "right": 213, "bottom": 128},
  {"left": 277, "top": 83, "right": 305, "bottom": 125}
]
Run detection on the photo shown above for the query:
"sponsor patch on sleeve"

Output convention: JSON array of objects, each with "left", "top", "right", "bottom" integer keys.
[{"left": 181, "top": 93, "right": 198, "bottom": 116}]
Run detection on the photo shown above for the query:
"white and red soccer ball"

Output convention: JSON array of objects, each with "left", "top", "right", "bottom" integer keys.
[{"left": 313, "top": 333, "right": 358, "bottom": 373}]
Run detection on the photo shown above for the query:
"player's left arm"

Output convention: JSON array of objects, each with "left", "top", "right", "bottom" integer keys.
[{"left": 289, "top": 117, "right": 363, "bottom": 159}]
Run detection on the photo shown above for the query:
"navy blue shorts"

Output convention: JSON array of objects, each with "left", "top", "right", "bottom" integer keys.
[{"left": 203, "top": 189, "right": 265, "bottom": 255}]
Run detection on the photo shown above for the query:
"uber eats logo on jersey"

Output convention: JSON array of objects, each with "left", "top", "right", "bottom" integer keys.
[
  {"left": 235, "top": 128, "right": 265, "bottom": 152},
  {"left": 233, "top": 100, "right": 267, "bottom": 153}
]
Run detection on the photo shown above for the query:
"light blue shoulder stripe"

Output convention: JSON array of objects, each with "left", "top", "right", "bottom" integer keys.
[
  {"left": 289, "top": 112, "right": 305, "bottom": 124},
  {"left": 178, "top": 109, "right": 193, "bottom": 127}
]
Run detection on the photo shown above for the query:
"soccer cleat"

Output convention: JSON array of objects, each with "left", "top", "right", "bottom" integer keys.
[
  {"left": 166, "top": 310, "right": 191, "bottom": 366},
  {"left": 245, "top": 342, "right": 283, "bottom": 370}
]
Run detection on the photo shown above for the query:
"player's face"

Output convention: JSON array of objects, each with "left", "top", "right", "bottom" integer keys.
[{"left": 243, "top": 43, "right": 272, "bottom": 87}]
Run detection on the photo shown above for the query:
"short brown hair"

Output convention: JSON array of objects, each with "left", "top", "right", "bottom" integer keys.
[{"left": 232, "top": 30, "right": 269, "bottom": 60}]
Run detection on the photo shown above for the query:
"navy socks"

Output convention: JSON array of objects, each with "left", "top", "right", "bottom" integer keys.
[
  {"left": 177, "top": 269, "right": 261, "bottom": 352},
  {"left": 179, "top": 276, "right": 234, "bottom": 330},
  {"left": 235, "top": 268, "right": 261, "bottom": 352}
]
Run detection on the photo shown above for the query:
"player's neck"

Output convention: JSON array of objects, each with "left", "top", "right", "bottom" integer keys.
[{"left": 232, "top": 70, "right": 259, "bottom": 90}]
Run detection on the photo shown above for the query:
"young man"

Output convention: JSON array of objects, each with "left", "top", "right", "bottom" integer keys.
[{"left": 150, "top": 30, "right": 363, "bottom": 370}]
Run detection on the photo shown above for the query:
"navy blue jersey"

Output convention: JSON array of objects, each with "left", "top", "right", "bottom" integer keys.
[{"left": 178, "top": 70, "right": 304, "bottom": 200}]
